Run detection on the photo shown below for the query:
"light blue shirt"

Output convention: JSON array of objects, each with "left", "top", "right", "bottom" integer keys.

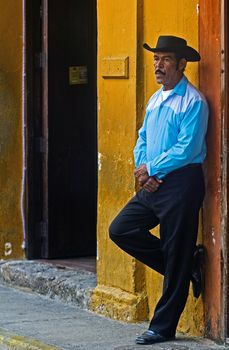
[{"left": 134, "top": 76, "right": 209, "bottom": 179}]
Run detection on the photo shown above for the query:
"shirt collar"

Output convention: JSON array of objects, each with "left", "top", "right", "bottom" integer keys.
[
  {"left": 170, "top": 75, "right": 188, "bottom": 97},
  {"left": 159, "top": 75, "right": 188, "bottom": 98}
]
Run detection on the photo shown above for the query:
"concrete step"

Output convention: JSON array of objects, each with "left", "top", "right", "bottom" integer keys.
[{"left": 0, "top": 260, "right": 96, "bottom": 310}]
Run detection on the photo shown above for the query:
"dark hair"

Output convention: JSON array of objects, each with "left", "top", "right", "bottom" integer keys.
[{"left": 174, "top": 52, "right": 186, "bottom": 72}]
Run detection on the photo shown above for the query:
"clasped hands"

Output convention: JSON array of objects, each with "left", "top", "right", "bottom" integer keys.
[{"left": 134, "top": 164, "right": 163, "bottom": 192}]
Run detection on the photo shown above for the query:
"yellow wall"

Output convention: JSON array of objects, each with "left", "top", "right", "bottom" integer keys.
[
  {"left": 0, "top": 1, "right": 24, "bottom": 259},
  {"left": 90, "top": 0, "right": 204, "bottom": 336},
  {"left": 91, "top": 0, "right": 149, "bottom": 321}
]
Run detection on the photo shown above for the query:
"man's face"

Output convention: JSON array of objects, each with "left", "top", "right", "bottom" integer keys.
[{"left": 153, "top": 52, "right": 186, "bottom": 90}]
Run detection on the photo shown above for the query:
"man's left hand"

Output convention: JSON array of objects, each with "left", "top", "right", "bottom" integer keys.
[{"left": 143, "top": 176, "right": 163, "bottom": 192}]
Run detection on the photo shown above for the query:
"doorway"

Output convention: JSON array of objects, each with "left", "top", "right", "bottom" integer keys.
[{"left": 26, "top": 0, "right": 97, "bottom": 259}]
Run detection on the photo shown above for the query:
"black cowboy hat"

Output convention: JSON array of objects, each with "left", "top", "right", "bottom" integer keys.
[{"left": 143, "top": 35, "right": 200, "bottom": 62}]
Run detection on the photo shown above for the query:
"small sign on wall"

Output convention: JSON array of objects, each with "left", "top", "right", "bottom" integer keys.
[
  {"left": 102, "top": 56, "right": 129, "bottom": 79},
  {"left": 69, "top": 66, "right": 88, "bottom": 85}
]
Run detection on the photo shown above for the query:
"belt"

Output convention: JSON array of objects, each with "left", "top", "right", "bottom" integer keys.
[
  {"left": 169, "top": 163, "right": 202, "bottom": 176},
  {"left": 183, "top": 163, "right": 201, "bottom": 169}
]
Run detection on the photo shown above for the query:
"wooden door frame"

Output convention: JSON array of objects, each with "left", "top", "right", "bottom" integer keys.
[
  {"left": 200, "top": 0, "right": 228, "bottom": 342},
  {"left": 40, "top": 0, "right": 49, "bottom": 258},
  {"left": 213, "top": 0, "right": 229, "bottom": 341},
  {"left": 226, "top": 0, "right": 229, "bottom": 339},
  {"left": 25, "top": 0, "right": 50, "bottom": 259},
  {"left": 25, "top": 0, "right": 45, "bottom": 259},
  {"left": 222, "top": 0, "right": 229, "bottom": 341}
]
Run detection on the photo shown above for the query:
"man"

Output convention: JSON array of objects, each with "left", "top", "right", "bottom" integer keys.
[{"left": 109, "top": 35, "right": 209, "bottom": 345}]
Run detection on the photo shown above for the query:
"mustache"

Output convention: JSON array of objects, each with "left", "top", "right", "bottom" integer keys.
[{"left": 155, "top": 69, "right": 165, "bottom": 75}]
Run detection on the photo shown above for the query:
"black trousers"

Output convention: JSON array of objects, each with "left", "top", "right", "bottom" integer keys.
[{"left": 109, "top": 164, "right": 205, "bottom": 338}]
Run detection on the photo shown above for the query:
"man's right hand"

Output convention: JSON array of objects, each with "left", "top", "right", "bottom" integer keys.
[
  {"left": 134, "top": 164, "right": 149, "bottom": 186},
  {"left": 134, "top": 164, "right": 148, "bottom": 178}
]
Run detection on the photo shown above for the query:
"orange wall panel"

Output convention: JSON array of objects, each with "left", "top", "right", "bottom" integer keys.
[{"left": 199, "top": 0, "right": 222, "bottom": 340}]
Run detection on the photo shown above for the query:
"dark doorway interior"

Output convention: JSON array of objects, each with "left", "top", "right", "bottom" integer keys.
[{"left": 26, "top": 0, "right": 97, "bottom": 259}]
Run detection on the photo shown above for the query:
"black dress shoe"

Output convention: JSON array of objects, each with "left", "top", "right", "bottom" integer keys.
[
  {"left": 191, "top": 244, "right": 205, "bottom": 298},
  {"left": 135, "top": 330, "right": 174, "bottom": 345}
]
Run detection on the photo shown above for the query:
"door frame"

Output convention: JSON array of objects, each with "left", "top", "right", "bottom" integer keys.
[
  {"left": 25, "top": 0, "right": 45, "bottom": 259},
  {"left": 214, "top": 0, "right": 228, "bottom": 341},
  {"left": 200, "top": 0, "right": 228, "bottom": 341},
  {"left": 40, "top": 0, "right": 49, "bottom": 258},
  {"left": 222, "top": 0, "right": 229, "bottom": 341}
]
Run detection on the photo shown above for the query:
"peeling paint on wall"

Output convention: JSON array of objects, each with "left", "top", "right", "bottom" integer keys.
[
  {"left": 98, "top": 152, "right": 102, "bottom": 171},
  {"left": 4, "top": 242, "right": 12, "bottom": 256},
  {"left": 211, "top": 227, "right": 216, "bottom": 245}
]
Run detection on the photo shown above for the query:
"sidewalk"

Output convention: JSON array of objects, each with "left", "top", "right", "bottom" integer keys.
[{"left": 0, "top": 260, "right": 228, "bottom": 350}]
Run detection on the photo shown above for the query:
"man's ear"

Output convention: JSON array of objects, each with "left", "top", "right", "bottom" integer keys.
[{"left": 179, "top": 58, "right": 187, "bottom": 71}]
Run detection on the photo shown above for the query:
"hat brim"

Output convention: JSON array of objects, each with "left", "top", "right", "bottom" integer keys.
[{"left": 143, "top": 43, "right": 201, "bottom": 62}]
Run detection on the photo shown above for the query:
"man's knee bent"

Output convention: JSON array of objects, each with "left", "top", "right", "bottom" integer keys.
[{"left": 109, "top": 217, "right": 124, "bottom": 243}]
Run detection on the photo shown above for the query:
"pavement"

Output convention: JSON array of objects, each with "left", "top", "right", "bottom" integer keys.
[{"left": 0, "top": 260, "right": 228, "bottom": 350}]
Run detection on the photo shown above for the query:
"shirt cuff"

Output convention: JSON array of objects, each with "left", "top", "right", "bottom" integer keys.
[{"left": 146, "top": 162, "right": 165, "bottom": 179}]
